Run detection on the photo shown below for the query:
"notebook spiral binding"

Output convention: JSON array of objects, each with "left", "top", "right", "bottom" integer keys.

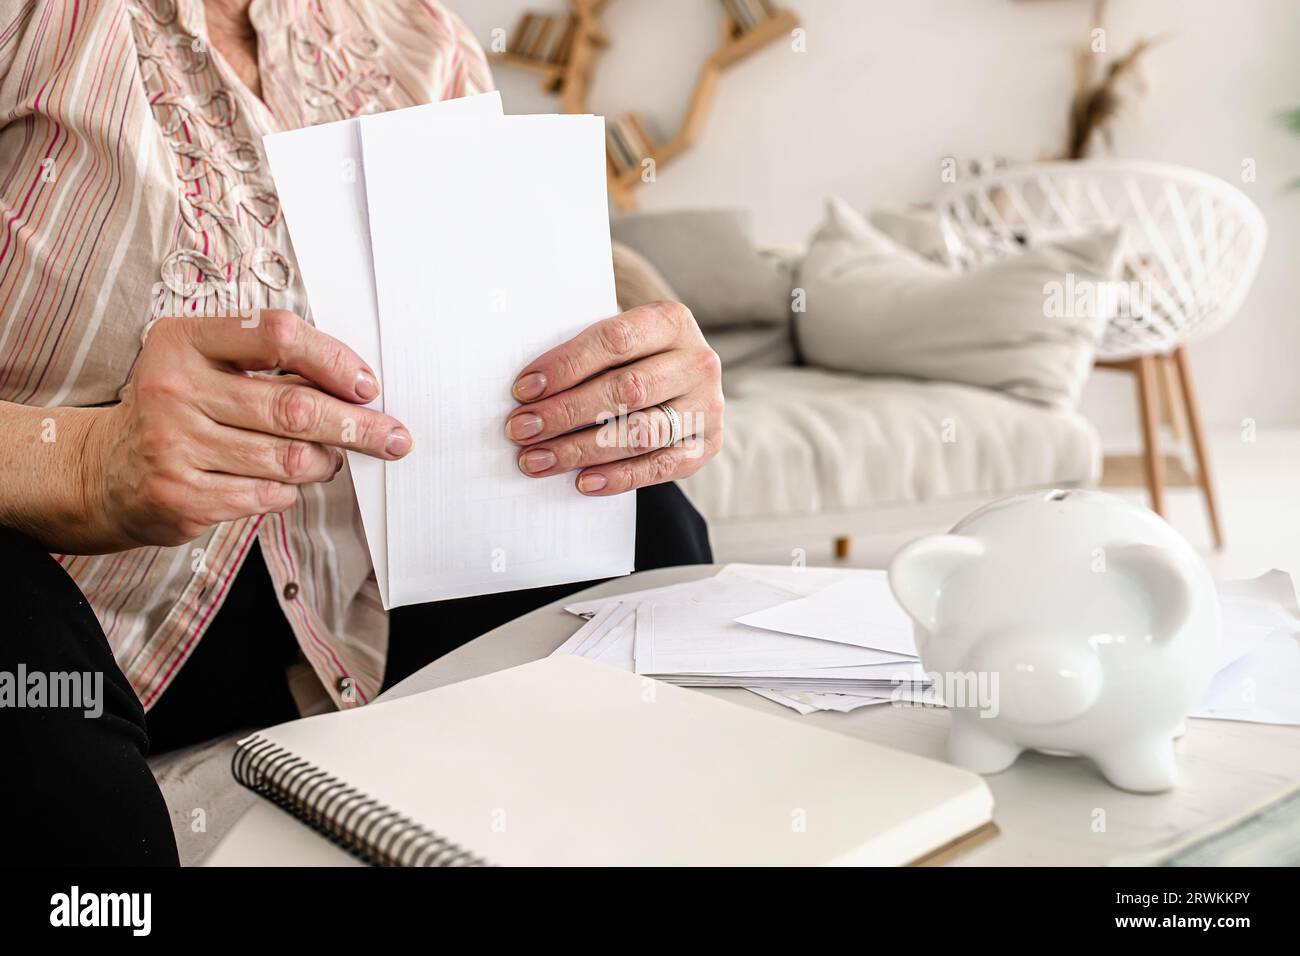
[{"left": 232, "top": 734, "right": 489, "bottom": 867}]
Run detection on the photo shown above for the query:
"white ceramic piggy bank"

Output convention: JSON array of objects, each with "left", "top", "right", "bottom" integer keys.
[{"left": 888, "top": 489, "right": 1220, "bottom": 793}]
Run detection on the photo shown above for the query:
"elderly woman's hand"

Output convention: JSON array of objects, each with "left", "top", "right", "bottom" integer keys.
[
  {"left": 85, "top": 311, "right": 411, "bottom": 549},
  {"left": 506, "top": 301, "right": 724, "bottom": 495}
]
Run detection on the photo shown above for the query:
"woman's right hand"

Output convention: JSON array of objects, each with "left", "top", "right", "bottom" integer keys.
[{"left": 84, "top": 310, "right": 411, "bottom": 550}]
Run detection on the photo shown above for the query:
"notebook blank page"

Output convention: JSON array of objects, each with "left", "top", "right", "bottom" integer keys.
[{"left": 255, "top": 656, "right": 993, "bottom": 866}]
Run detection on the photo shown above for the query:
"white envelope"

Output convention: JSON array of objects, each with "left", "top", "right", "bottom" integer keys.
[
  {"left": 263, "top": 92, "right": 504, "bottom": 607},
  {"left": 735, "top": 574, "right": 919, "bottom": 656},
  {"left": 359, "top": 112, "right": 635, "bottom": 604}
]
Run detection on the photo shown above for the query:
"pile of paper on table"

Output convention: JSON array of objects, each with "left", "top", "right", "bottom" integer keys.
[
  {"left": 555, "top": 564, "right": 931, "bottom": 714},
  {"left": 555, "top": 563, "right": 1300, "bottom": 723}
]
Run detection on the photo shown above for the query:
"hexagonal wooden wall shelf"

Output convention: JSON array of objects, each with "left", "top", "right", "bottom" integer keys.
[{"left": 491, "top": 0, "right": 800, "bottom": 210}]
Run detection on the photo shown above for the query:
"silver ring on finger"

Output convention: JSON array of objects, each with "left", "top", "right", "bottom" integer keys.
[{"left": 656, "top": 402, "right": 682, "bottom": 448}]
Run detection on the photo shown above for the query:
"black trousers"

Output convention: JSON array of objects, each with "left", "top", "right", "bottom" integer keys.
[{"left": 0, "top": 483, "right": 710, "bottom": 866}]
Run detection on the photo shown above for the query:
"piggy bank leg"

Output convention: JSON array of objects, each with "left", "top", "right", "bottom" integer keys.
[
  {"left": 1092, "top": 735, "right": 1179, "bottom": 793},
  {"left": 948, "top": 715, "right": 1022, "bottom": 775}
]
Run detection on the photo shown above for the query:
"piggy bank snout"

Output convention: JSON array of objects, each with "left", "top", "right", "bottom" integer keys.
[{"left": 971, "top": 634, "right": 1104, "bottom": 725}]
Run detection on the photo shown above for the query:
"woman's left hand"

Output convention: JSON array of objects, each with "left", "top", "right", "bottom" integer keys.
[{"left": 506, "top": 301, "right": 724, "bottom": 495}]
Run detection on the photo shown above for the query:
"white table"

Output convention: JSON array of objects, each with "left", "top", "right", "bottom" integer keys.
[{"left": 207, "top": 565, "right": 1300, "bottom": 866}]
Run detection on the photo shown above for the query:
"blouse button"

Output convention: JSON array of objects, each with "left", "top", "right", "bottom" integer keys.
[{"left": 282, "top": 581, "right": 300, "bottom": 600}]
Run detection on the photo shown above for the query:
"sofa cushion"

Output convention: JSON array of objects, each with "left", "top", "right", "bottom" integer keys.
[
  {"left": 612, "top": 238, "right": 795, "bottom": 382},
  {"left": 796, "top": 197, "right": 1121, "bottom": 409},
  {"left": 868, "top": 206, "right": 949, "bottom": 264},
  {"left": 611, "top": 209, "right": 791, "bottom": 328},
  {"left": 612, "top": 241, "right": 678, "bottom": 312},
  {"left": 678, "top": 366, "right": 1100, "bottom": 523},
  {"left": 705, "top": 324, "right": 796, "bottom": 375}
]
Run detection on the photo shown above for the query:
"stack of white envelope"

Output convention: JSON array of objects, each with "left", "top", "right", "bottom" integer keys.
[
  {"left": 555, "top": 563, "right": 1300, "bottom": 722},
  {"left": 555, "top": 564, "right": 931, "bottom": 715},
  {"left": 264, "top": 93, "right": 635, "bottom": 609}
]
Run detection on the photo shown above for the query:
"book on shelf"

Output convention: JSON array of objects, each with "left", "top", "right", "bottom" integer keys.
[
  {"left": 506, "top": 11, "right": 579, "bottom": 65},
  {"left": 528, "top": 17, "right": 556, "bottom": 60},
  {"left": 605, "top": 113, "right": 654, "bottom": 176},
  {"left": 515, "top": 13, "right": 545, "bottom": 56},
  {"left": 548, "top": 17, "right": 579, "bottom": 65},
  {"left": 720, "top": 0, "right": 781, "bottom": 35},
  {"left": 507, "top": 13, "right": 533, "bottom": 54}
]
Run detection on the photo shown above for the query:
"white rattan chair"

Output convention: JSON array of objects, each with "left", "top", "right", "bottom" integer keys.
[{"left": 934, "top": 160, "right": 1267, "bottom": 548}]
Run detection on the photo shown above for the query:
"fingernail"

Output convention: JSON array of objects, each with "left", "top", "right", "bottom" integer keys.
[
  {"left": 513, "top": 372, "right": 546, "bottom": 401},
  {"left": 519, "top": 449, "right": 556, "bottom": 475},
  {"left": 577, "top": 473, "right": 607, "bottom": 493},
  {"left": 355, "top": 370, "right": 379, "bottom": 401},
  {"left": 386, "top": 427, "right": 412, "bottom": 457},
  {"left": 507, "top": 413, "right": 543, "bottom": 441},
  {"left": 334, "top": 451, "right": 345, "bottom": 475}
]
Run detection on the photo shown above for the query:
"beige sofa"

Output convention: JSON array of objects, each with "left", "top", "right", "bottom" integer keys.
[
  {"left": 609, "top": 217, "right": 1101, "bottom": 554},
  {"left": 678, "top": 363, "right": 1099, "bottom": 551}
]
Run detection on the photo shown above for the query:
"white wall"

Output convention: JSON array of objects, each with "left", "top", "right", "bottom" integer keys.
[{"left": 450, "top": 0, "right": 1300, "bottom": 435}]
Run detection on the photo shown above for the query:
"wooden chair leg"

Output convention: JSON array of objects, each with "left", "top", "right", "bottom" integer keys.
[
  {"left": 1171, "top": 347, "right": 1225, "bottom": 550},
  {"left": 1134, "top": 354, "right": 1167, "bottom": 517},
  {"left": 834, "top": 536, "right": 851, "bottom": 559},
  {"left": 1158, "top": 354, "right": 1187, "bottom": 442}
]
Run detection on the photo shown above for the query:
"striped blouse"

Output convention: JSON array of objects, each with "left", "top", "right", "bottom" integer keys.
[{"left": 0, "top": 0, "right": 491, "bottom": 710}]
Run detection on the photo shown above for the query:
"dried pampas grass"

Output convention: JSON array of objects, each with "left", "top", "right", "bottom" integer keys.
[{"left": 1063, "top": 0, "right": 1164, "bottom": 160}]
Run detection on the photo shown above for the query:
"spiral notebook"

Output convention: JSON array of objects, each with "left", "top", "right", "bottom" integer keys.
[{"left": 230, "top": 656, "right": 994, "bottom": 866}]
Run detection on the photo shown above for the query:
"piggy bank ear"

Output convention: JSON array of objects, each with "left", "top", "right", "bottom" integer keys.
[
  {"left": 888, "top": 534, "right": 985, "bottom": 630},
  {"left": 1105, "top": 543, "right": 1196, "bottom": 641}
]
